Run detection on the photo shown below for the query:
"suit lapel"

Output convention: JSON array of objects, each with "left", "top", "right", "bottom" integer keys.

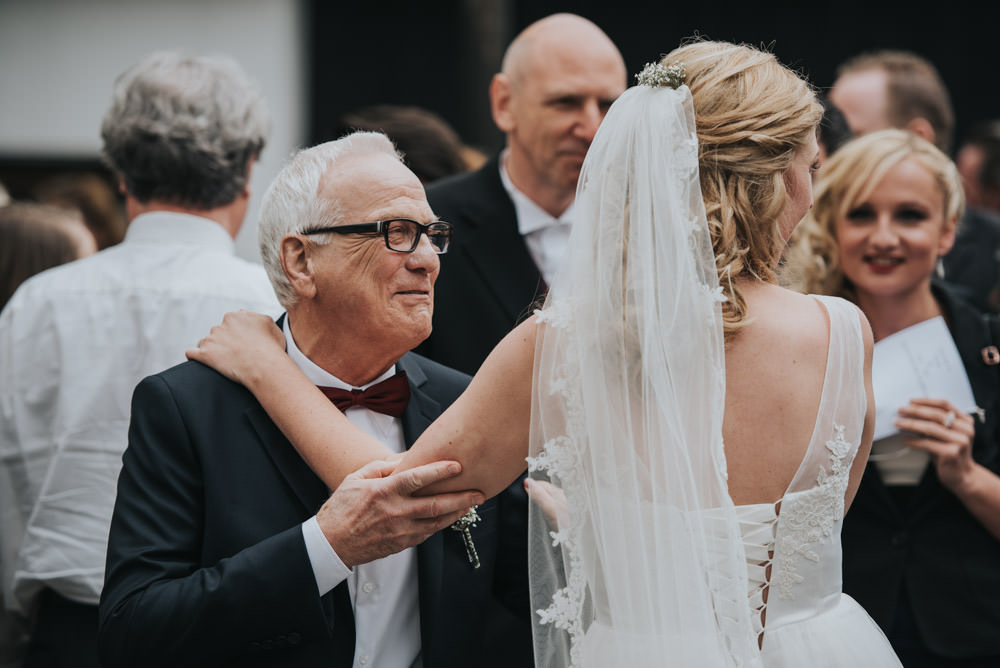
[
  {"left": 246, "top": 403, "right": 356, "bottom": 658},
  {"left": 245, "top": 312, "right": 329, "bottom": 514},
  {"left": 452, "top": 159, "right": 547, "bottom": 322},
  {"left": 396, "top": 354, "right": 448, "bottom": 655},
  {"left": 246, "top": 405, "right": 329, "bottom": 515}
]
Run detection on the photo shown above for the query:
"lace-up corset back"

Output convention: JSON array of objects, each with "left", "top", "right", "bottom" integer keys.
[{"left": 734, "top": 296, "right": 866, "bottom": 639}]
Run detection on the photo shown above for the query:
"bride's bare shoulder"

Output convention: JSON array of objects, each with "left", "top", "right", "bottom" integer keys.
[{"left": 744, "top": 283, "right": 829, "bottom": 340}]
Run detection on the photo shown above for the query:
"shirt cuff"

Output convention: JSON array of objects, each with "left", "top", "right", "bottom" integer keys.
[{"left": 302, "top": 516, "right": 351, "bottom": 595}]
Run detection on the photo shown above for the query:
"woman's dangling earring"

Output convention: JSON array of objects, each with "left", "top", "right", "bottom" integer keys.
[{"left": 936, "top": 257, "right": 945, "bottom": 279}]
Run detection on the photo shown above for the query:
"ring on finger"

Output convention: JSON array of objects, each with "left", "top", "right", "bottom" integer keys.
[{"left": 943, "top": 410, "right": 956, "bottom": 428}]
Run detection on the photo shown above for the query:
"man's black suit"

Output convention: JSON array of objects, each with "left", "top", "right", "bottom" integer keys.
[
  {"left": 98, "top": 350, "right": 532, "bottom": 667},
  {"left": 419, "top": 156, "right": 547, "bottom": 375},
  {"left": 842, "top": 284, "right": 1000, "bottom": 659},
  {"left": 941, "top": 207, "right": 1000, "bottom": 313}
]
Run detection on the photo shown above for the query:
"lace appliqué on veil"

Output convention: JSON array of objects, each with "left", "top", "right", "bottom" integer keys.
[
  {"left": 772, "top": 424, "right": 852, "bottom": 600},
  {"left": 527, "top": 301, "right": 590, "bottom": 667}
]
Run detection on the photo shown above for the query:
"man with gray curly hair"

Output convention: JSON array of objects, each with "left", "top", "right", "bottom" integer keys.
[{"left": 0, "top": 50, "right": 279, "bottom": 667}]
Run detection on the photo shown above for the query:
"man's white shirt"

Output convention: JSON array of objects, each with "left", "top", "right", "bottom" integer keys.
[
  {"left": 287, "top": 321, "right": 421, "bottom": 668},
  {"left": 499, "top": 151, "right": 574, "bottom": 286},
  {"left": 0, "top": 212, "right": 280, "bottom": 619}
]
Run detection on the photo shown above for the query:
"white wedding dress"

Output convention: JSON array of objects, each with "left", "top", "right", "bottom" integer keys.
[
  {"left": 727, "top": 295, "right": 900, "bottom": 667},
  {"left": 524, "top": 78, "right": 902, "bottom": 667}
]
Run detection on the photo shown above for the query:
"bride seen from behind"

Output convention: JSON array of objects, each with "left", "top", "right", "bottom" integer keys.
[{"left": 190, "top": 40, "right": 901, "bottom": 666}]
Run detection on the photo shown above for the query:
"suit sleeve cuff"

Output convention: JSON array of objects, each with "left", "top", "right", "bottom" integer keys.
[{"left": 302, "top": 516, "right": 351, "bottom": 595}]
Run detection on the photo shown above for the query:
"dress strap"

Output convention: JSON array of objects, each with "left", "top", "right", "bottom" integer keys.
[{"left": 783, "top": 296, "right": 867, "bottom": 496}]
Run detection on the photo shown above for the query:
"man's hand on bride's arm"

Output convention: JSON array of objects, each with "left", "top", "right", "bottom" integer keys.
[
  {"left": 185, "top": 310, "right": 285, "bottom": 387},
  {"left": 320, "top": 458, "right": 485, "bottom": 566}
]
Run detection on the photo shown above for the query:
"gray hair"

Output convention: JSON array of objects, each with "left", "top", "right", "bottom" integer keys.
[
  {"left": 258, "top": 131, "right": 403, "bottom": 308},
  {"left": 100, "top": 51, "right": 270, "bottom": 209}
]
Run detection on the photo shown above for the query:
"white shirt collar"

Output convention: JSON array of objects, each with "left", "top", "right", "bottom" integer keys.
[
  {"left": 498, "top": 150, "right": 575, "bottom": 235},
  {"left": 124, "top": 211, "right": 236, "bottom": 253},
  {"left": 282, "top": 317, "right": 396, "bottom": 390}
]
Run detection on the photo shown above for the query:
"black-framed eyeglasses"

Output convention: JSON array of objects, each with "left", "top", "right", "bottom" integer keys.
[{"left": 300, "top": 218, "right": 453, "bottom": 254}]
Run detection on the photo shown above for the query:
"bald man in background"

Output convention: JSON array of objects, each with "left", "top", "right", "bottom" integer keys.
[{"left": 416, "top": 13, "right": 627, "bottom": 375}]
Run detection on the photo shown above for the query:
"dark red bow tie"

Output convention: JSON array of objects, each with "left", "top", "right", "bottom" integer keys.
[{"left": 317, "top": 371, "right": 410, "bottom": 418}]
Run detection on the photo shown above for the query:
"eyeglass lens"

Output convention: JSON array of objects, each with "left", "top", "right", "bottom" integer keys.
[{"left": 386, "top": 219, "right": 450, "bottom": 253}]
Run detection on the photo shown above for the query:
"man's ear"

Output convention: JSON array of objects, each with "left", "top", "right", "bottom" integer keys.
[
  {"left": 242, "top": 158, "right": 257, "bottom": 200},
  {"left": 905, "top": 117, "right": 937, "bottom": 145},
  {"left": 490, "top": 73, "right": 515, "bottom": 133},
  {"left": 280, "top": 235, "right": 317, "bottom": 300}
]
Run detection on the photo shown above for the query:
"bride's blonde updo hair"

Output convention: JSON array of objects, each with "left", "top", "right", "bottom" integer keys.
[{"left": 663, "top": 41, "right": 822, "bottom": 340}]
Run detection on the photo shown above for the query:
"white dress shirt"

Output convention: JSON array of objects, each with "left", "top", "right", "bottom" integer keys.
[
  {"left": 286, "top": 321, "right": 422, "bottom": 668},
  {"left": 499, "top": 151, "right": 574, "bottom": 286},
  {"left": 0, "top": 212, "right": 280, "bottom": 617}
]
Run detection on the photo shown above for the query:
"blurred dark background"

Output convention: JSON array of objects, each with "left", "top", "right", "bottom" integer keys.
[
  {"left": 309, "top": 0, "right": 996, "bottom": 157},
  {"left": 3, "top": 0, "right": 994, "bottom": 238}
]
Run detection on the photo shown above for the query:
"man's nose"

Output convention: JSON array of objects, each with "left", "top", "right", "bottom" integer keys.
[
  {"left": 572, "top": 99, "right": 603, "bottom": 143},
  {"left": 406, "top": 233, "right": 440, "bottom": 272}
]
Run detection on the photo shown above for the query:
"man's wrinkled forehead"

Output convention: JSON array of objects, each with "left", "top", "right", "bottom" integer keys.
[{"left": 318, "top": 153, "right": 430, "bottom": 222}]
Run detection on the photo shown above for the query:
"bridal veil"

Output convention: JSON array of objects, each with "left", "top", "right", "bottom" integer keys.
[{"left": 527, "top": 73, "right": 761, "bottom": 667}]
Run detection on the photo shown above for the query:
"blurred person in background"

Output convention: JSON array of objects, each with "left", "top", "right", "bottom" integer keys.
[
  {"left": 0, "top": 202, "right": 96, "bottom": 312},
  {"left": 416, "top": 13, "right": 627, "bottom": 376},
  {"left": 0, "top": 50, "right": 278, "bottom": 668},
  {"left": 818, "top": 97, "right": 854, "bottom": 167},
  {"left": 0, "top": 200, "right": 96, "bottom": 667},
  {"left": 830, "top": 50, "right": 1000, "bottom": 314},
  {"left": 328, "top": 103, "right": 471, "bottom": 185},
  {"left": 33, "top": 172, "right": 127, "bottom": 250},
  {"left": 955, "top": 119, "right": 1000, "bottom": 217}
]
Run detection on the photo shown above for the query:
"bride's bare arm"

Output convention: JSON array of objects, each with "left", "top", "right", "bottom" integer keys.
[
  {"left": 187, "top": 311, "right": 536, "bottom": 498},
  {"left": 187, "top": 311, "right": 392, "bottom": 488},
  {"left": 397, "top": 318, "right": 536, "bottom": 499}
]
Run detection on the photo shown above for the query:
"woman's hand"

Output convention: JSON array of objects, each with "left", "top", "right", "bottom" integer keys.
[
  {"left": 897, "top": 397, "right": 1000, "bottom": 539},
  {"left": 185, "top": 310, "right": 285, "bottom": 386},
  {"left": 895, "top": 397, "right": 977, "bottom": 493}
]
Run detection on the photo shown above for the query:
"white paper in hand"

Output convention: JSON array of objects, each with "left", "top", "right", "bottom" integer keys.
[{"left": 872, "top": 316, "right": 977, "bottom": 440}]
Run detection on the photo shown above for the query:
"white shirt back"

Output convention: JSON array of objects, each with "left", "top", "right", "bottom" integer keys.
[{"left": 0, "top": 211, "right": 280, "bottom": 614}]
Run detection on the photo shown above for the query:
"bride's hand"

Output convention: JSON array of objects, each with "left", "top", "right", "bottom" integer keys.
[
  {"left": 524, "top": 478, "right": 567, "bottom": 531},
  {"left": 186, "top": 310, "right": 285, "bottom": 386}
]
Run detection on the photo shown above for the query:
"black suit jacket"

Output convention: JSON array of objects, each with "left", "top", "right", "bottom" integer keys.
[
  {"left": 841, "top": 284, "right": 1000, "bottom": 658},
  {"left": 418, "top": 155, "right": 547, "bottom": 375},
  {"left": 941, "top": 206, "right": 1000, "bottom": 313},
  {"left": 98, "top": 349, "right": 532, "bottom": 667}
]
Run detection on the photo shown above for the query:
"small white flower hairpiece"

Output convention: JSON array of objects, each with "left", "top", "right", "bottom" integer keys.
[{"left": 635, "top": 61, "right": 686, "bottom": 89}]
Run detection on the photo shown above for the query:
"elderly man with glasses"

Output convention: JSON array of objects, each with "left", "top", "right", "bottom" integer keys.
[{"left": 98, "top": 132, "right": 533, "bottom": 668}]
